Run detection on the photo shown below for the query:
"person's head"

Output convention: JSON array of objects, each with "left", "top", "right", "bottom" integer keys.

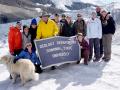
[
  {"left": 40, "top": 12, "right": 50, "bottom": 23},
  {"left": 96, "top": 6, "right": 101, "bottom": 12},
  {"left": 31, "top": 18, "right": 37, "bottom": 29},
  {"left": 91, "top": 12, "right": 97, "bottom": 19},
  {"left": 25, "top": 43, "right": 32, "bottom": 50},
  {"left": 77, "top": 33, "right": 83, "bottom": 42},
  {"left": 16, "top": 21, "right": 22, "bottom": 30},
  {"left": 54, "top": 13, "right": 59, "bottom": 22},
  {"left": 66, "top": 16, "right": 72, "bottom": 24},
  {"left": 61, "top": 14, "right": 66, "bottom": 19},
  {"left": 23, "top": 25, "right": 29, "bottom": 34},
  {"left": 77, "top": 13, "right": 82, "bottom": 21},
  {"left": 101, "top": 10, "right": 108, "bottom": 18}
]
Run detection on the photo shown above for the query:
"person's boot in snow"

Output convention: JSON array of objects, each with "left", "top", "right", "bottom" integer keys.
[
  {"left": 93, "top": 58, "right": 100, "bottom": 62},
  {"left": 51, "top": 66, "right": 56, "bottom": 70},
  {"left": 100, "top": 54, "right": 103, "bottom": 58},
  {"left": 10, "top": 74, "right": 13, "bottom": 79},
  {"left": 102, "top": 57, "right": 106, "bottom": 60},
  {"left": 35, "top": 64, "right": 43, "bottom": 74},
  {"left": 88, "top": 57, "right": 92, "bottom": 62},
  {"left": 104, "top": 59, "right": 110, "bottom": 62},
  {"left": 76, "top": 60, "right": 80, "bottom": 64},
  {"left": 84, "top": 59, "right": 88, "bottom": 65}
]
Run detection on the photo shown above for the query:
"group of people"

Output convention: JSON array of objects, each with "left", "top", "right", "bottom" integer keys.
[{"left": 8, "top": 6, "right": 116, "bottom": 75}]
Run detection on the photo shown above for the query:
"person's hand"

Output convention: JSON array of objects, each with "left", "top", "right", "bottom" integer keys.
[
  {"left": 13, "top": 60, "right": 16, "bottom": 64},
  {"left": 54, "top": 34, "right": 58, "bottom": 37},
  {"left": 106, "top": 15, "right": 110, "bottom": 20}
]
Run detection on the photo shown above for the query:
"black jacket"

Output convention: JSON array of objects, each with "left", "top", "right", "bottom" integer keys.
[
  {"left": 60, "top": 21, "right": 75, "bottom": 37},
  {"left": 29, "top": 26, "right": 37, "bottom": 42},
  {"left": 29, "top": 26, "right": 37, "bottom": 50},
  {"left": 101, "top": 16, "right": 116, "bottom": 35},
  {"left": 73, "top": 19, "right": 87, "bottom": 36}
]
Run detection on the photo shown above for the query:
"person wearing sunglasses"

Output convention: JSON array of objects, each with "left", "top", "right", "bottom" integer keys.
[{"left": 13, "top": 42, "right": 43, "bottom": 74}]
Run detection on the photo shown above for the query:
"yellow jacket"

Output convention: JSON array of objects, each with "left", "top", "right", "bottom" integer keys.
[{"left": 36, "top": 19, "right": 59, "bottom": 39}]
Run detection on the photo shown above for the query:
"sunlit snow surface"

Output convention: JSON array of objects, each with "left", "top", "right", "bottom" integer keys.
[{"left": 0, "top": 16, "right": 120, "bottom": 90}]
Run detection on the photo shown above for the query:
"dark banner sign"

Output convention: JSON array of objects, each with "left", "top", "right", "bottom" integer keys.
[{"left": 35, "top": 36, "right": 80, "bottom": 68}]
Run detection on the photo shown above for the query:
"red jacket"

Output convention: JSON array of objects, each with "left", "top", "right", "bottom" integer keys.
[{"left": 8, "top": 26, "right": 22, "bottom": 53}]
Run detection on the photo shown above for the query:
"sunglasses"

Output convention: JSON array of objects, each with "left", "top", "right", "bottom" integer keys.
[{"left": 26, "top": 44, "right": 32, "bottom": 47}]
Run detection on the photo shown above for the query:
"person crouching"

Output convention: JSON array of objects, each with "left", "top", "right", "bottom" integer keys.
[
  {"left": 76, "top": 33, "right": 89, "bottom": 65},
  {"left": 13, "top": 43, "right": 43, "bottom": 74}
]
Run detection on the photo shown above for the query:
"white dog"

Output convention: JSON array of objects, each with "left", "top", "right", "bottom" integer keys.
[{"left": 0, "top": 55, "right": 39, "bottom": 85}]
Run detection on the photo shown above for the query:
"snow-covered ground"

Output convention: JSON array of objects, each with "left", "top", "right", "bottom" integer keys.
[
  {"left": 0, "top": 19, "right": 120, "bottom": 90},
  {"left": 0, "top": 44, "right": 120, "bottom": 90}
]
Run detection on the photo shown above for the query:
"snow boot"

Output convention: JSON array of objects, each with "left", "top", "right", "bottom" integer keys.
[{"left": 35, "top": 64, "right": 43, "bottom": 74}]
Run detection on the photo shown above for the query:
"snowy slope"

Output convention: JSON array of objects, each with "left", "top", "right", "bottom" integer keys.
[
  {"left": 51, "top": 0, "right": 120, "bottom": 10},
  {"left": 0, "top": 19, "right": 120, "bottom": 90}
]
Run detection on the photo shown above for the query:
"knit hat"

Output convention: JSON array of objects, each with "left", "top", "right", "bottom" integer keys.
[{"left": 31, "top": 18, "right": 37, "bottom": 25}]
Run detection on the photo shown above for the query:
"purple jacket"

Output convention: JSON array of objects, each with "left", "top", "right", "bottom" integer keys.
[{"left": 78, "top": 39, "right": 89, "bottom": 50}]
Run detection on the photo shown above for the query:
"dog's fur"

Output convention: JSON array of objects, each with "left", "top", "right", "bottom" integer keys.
[{"left": 0, "top": 55, "right": 38, "bottom": 85}]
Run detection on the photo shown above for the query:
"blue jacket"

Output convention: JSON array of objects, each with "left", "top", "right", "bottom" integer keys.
[{"left": 14, "top": 49, "right": 41, "bottom": 65}]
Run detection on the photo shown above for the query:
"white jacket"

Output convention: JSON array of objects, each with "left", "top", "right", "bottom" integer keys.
[{"left": 87, "top": 18, "right": 102, "bottom": 39}]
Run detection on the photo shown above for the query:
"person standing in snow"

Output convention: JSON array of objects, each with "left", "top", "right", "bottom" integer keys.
[
  {"left": 96, "top": 6, "right": 102, "bottom": 17},
  {"left": 8, "top": 21, "right": 22, "bottom": 79},
  {"left": 87, "top": 12, "right": 102, "bottom": 62},
  {"left": 22, "top": 25, "right": 31, "bottom": 49},
  {"left": 8, "top": 21, "right": 22, "bottom": 56},
  {"left": 60, "top": 15, "right": 75, "bottom": 37},
  {"left": 36, "top": 12, "right": 59, "bottom": 70},
  {"left": 73, "top": 13, "right": 87, "bottom": 36},
  {"left": 51, "top": 14, "right": 60, "bottom": 25},
  {"left": 96, "top": 6, "right": 104, "bottom": 58},
  {"left": 59, "top": 14, "right": 68, "bottom": 35},
  {"left": 36, "top": 12, "right": 59, "bottom": 39},
  {"left": 100, "top": 10, "right": 116, "bottom": 62},
  {"left": 29, "top": 18, "right": 37, "bottom": 50},
  {"left": 60, "top": 14, "right": 67, "bottom": 25},
  {"left": 50, "top": 14, "right": 60, "bottom": 34}
]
